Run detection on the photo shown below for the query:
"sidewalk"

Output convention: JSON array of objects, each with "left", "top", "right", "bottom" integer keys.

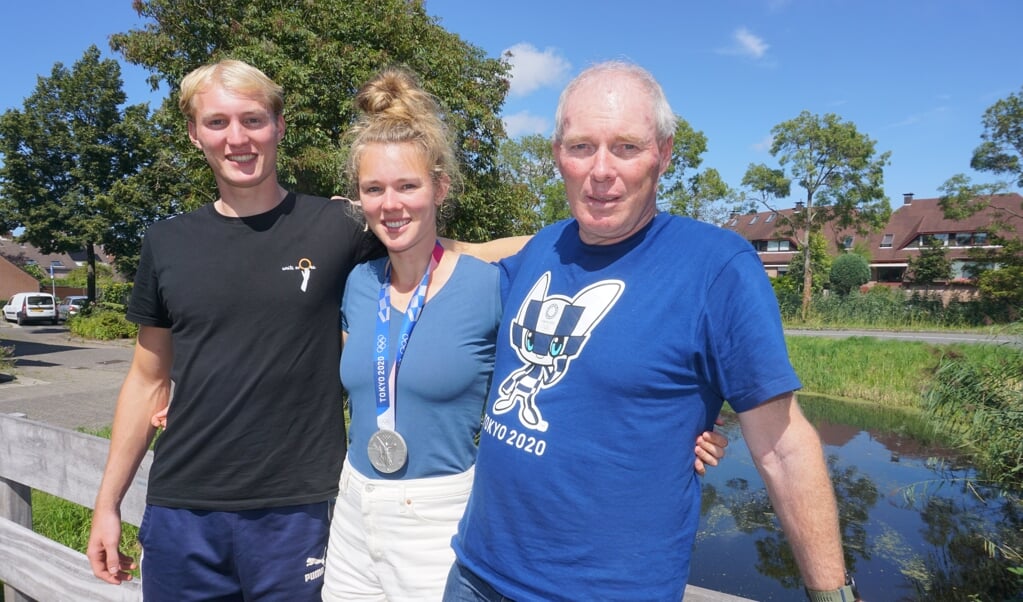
[{"left": 0, "top": 322, "right": 133, "bottom": 430}]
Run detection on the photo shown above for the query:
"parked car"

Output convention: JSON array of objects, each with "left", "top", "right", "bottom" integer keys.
[
  {"left": 58, "top": 295, "right": 89, "bottom": 321},
  {"left": 3, "top": 292, "right": 59, "bottom": 325}
]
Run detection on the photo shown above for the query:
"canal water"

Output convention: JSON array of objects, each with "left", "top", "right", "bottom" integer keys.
[{"left": 688, "top": 395, "right": 1022, "bottom": 601}]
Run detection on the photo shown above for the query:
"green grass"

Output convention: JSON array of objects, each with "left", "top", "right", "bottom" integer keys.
[
  {"left": 30, "top": 426, "right": 142, "bottom": 571},
  {"left": 786, "top": 336, "right": 1017, "bottom": 407},
  {"left": 31, "top": 491, "right": 141, "bottom": 561}
]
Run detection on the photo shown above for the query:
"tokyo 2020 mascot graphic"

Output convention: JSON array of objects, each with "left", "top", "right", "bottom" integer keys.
[{"left": 492, "top": 272, "right": 623, "bottom": 432}]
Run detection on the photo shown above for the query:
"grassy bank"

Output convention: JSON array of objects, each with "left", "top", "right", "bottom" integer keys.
[{"left": 786, "top": 335, "right": 1013, "bottom": 407}]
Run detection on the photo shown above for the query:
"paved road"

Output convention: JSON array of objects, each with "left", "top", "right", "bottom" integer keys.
[
  {"left": 1, "top": 321, "right": 1019, "bottom": 432},
  {"left": 0, "top": 321, "right": 134, "bottom": 431}
]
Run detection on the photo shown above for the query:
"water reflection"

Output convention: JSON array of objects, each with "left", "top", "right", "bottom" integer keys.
[{"left": 690, "top": 395, "right": 1023, "bottom": 601}]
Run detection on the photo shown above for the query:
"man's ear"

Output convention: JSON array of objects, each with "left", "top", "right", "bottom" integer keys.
[
  {"left": 187, "top": 121, "right": 202, "bottom": 150},
  {"left": 275, "top": 114, "right": 286, "bottom": 142},
  {"left": 657, "top": 135, "right": 674, "bottom": 176}
]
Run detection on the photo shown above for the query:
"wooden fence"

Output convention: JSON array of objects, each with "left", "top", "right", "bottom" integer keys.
[
  {"left": 0, "top": 412, "right": 752, "bottom": 602},
  {"left": 0, "top": 412, "right": 147, "bottom": 601}
]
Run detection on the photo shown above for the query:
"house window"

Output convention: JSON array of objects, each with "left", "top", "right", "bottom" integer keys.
[
  {"left": 880, "top": 234, "right": 893, "bottom": 248},
  {"left": 759, "top": 240, "right": 792, "bottom": 252},
  {"left": 749, "top": 215, "right": 759, "bottom": 225},
  {"left": 765, "top": 213, "right": 776, "bottom": 223},
  {"left": 843, "top": 236, "right": 854, "bottom": 249},
  {"left": 26, "top": 259, "right": 38, "bottom": 266},
  {"left": 50, "top": 260, "right": 64, "bottom": 267},
  {"left": 876, "top": 266, "right": 905, "bottom": 282},
  {"left": 974, "top": 232, "right": 988, "bottom": 246},
  {"left": 955, "top": 232, "right": 973, "bottom": 247}
]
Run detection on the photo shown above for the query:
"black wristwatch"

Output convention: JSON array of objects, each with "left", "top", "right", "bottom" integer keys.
[{"left": 805, "top": 572, "right": 859, "bottom": 602}]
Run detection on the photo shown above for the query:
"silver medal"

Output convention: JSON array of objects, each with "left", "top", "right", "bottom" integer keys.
[{"left": 367, "top": 429, "right": 408, "bottom": 473}]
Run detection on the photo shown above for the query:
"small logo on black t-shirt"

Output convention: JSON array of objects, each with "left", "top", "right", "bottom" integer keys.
[{"left": 281, "top": 258, "right": 317, "bottom": 292}]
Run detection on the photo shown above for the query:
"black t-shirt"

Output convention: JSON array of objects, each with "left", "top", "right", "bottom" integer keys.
[{"left": 129, "top": 193, "right": 384, "bottom": 510}]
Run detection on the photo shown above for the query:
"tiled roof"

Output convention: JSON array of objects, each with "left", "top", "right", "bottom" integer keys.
[
  {"left": 0, "top": 234, "right": 115, "bottom": 277},
  {"left": 722, "top": 206, "right": 861, "bottom": 262},
  {"left": 722, "top": 193, "right": 1023, "bottom": 267},
  {"left": 866, "top": 193, "right": 1022, "bottom": 265}
]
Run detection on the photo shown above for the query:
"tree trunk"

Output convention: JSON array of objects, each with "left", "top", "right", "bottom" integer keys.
[
  {"left": 86, "top": 243, "right": 96, "bottom": 302},
  {"left": 800, "top": 242, "right": 812, "bottom": 320},
  {"left": 799, "top": 201, "right": 813, "bottom": 321}
]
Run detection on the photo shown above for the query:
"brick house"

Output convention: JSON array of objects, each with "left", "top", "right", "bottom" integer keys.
[
  {"left": 0, "top": 255, "right": 41, "bottom": 300},
  {"left": 0, "top": 233, "right": 118, "bottom": 301},
  {"left": 722, "top": 192, "right": 1023, "bottom": 288}
]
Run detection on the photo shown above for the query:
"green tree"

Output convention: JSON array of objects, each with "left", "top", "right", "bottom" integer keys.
[
  {"left": 783, "top": 231, "right": 831, "bottom": 295},
  {"left": 98, "top": 110, "right": 193, "bottom": 278},
  {"left": 744, "top": 111, "right": 891, "bottom": 319},
  {"left": 976, "top": 261, "right": 1023, "bottom": 311},
  {"left": 830, "top": 253, "right": 870, "bottom": 296},
  {"left": 0, "top": 46, "right": 153, "bottom": 302},
  {"left": 938, "top": 175, "right": 1021, "bottom": 226},
  {"left": 741, "top": 163, "right": 791, "bottom": 214},
  {"left": 937, "top": 81, "right": 1023, "bottom": 311},
  {"left": 658, "top": 117, "right": 737, "bottom": 223},
  {"left": 62, "top": 263, "right": 117, "bottom": 290},
  {"left": 497, "top": 134, "right": 562, "bottom": 228},
  {"left": 904, "top": 237, "right": 953, "bottom": 291},
  {"left": 21, "top": 263, "right": 47, "bottom": 285},
  {"left": 111, "top": 0, "right": 531, "bottom": 242},
  {"left": 971, "top": 84, "right": 1023, "bottom": 188}
]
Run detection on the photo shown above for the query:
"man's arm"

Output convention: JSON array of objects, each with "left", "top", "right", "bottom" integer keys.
[
  {"left": 87, "top": 326, "right": 173, "bottom": 584},
  {"left": 738, "top": 392, "right": 847, "bottom": 592},
  {"left": 442, "top": 236, "right": 532, "bottom": 263}
]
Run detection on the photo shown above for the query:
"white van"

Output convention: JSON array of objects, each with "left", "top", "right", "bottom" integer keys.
[{"left": 3, "top": 292, "right": 59, "bottom": 325}]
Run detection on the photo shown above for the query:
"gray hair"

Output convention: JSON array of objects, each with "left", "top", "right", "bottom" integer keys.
[{"left": 552, "top": 61, "right": 675, "bottom": 143}]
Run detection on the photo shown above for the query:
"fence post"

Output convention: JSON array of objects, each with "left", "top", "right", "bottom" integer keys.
[
  {"left": 1, "top": 412, "right": 33, "bottom": 601},
  {"left": 1, "top": 477, "right": 33, "bottom": 602}
]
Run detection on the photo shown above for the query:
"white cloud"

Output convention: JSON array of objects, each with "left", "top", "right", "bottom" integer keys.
[
  {"left": 503, "top": 43, "right": 571, "bottom": 97},
  {"left": 717, "top": 27, "right": 769, "bottom": 60},
  {"left": 734, "top": 28, "right": 769, "bottom": 58},
  {"left": 752, "top": 135, "right": 774, "bottom": 152},
  {"left": 503, "top": 111, "right": 551, "bottom": 138}
]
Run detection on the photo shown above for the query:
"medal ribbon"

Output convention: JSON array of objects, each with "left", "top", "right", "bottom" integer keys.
[{"left": 374, "top": 241, "right": 444, "bottom": 432}]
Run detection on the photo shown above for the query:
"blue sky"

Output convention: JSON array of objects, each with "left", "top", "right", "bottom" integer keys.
[{"left": 2, "top": 0, "right": 1021, "bottom": 208}]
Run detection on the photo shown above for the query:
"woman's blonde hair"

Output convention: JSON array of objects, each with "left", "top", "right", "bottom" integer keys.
[
  {"left": 345, "top": 68, "right": 462, "bottom": 214},
  {"left": 178, "top": 59, "right": 284, "bottom": 121}
]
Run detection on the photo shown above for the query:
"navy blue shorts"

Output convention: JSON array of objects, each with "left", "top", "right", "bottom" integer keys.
[{"left": 138, "top": 502, "right": 331, "bottom": 601}]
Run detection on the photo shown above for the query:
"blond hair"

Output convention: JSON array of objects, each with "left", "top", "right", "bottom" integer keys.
[
  {"left": 346, "top": 68, "right": 462, "bottom": 200},
  {"left": 178, "top": 59, "right": 284, "bottom": 121}
]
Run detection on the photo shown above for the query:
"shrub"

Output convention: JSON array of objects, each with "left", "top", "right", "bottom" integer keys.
[
  {"left": 830, "top": 253, "right": 871, "bottom": 295},
  {"left": 102, "top": 282, "right": 133, "bottom": 307},
  {"left": 924, "top": 347, "right": 1023, "bottom": 487},
  {"left": 68, "top": 308, "right": 138, "bottom": 340}
]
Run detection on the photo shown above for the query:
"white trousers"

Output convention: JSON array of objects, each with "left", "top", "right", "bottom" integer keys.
[{"left": 322, "top": 459, "right": 474, "bottom": 602}]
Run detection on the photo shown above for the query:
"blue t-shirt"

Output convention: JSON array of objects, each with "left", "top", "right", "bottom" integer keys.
[
  {"left": 451, "top": 213, "right": 801, "bottom": 600},
  {"left": 341, "top": 254, "right": 500, "bottom": 479}
]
